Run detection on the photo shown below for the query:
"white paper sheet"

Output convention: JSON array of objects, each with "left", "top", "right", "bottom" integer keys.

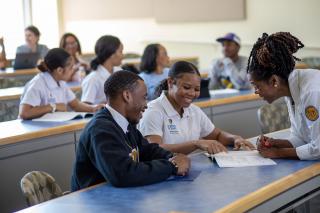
[
  {"left": 32, "top": 112, "right": 92, "bottom": 122},
  {"left": 205, "top": 150, "right": 277, "bottom": 168}
]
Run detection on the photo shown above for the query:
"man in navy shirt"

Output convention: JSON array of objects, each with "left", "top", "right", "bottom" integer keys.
[{"left": 71, "top": 70, "right": 190, "bottom": 190}]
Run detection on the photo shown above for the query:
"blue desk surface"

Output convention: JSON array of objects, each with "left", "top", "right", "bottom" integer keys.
[{"left": 18, "top": 150, "right": 319, "bottom": 213}]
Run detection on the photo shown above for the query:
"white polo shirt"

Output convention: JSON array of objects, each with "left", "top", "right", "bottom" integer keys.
[
  {"left": 285, "top": 69, "right": 320, "bottom": 160},
  {"left": 138, "top": 92, "right": 215, "bottom": 144},
  {"left": 20, "top": 72, "right": 76, "bottom": 106},
  {"left": 81, "top": 65, "right": 111, "bottom": 104}
]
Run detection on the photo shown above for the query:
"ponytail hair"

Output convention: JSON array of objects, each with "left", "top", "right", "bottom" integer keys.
[
  {"left": 154, "top": 61, "right": 200, "bottom": 98},
  {"left": 37, "top": 48, "right": 70, "bottom": 72},
  {"left": 90, "top": 35, "right": 121, "bottom": 70}
]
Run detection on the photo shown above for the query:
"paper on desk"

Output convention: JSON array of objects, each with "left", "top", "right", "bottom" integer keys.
[
  {"left": 167, "top": 170, "right": 201, "bottom": 181},
  {"left": 205, "top": 150, "right": 276, "bottom": 168},
  {"left": 32, "top": 112, "right": 93, "bottom": 122}
]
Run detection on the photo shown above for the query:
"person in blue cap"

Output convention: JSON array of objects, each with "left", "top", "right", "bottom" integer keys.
[{"left": 208, "top": 33, "right": 251, "bottom": 90}]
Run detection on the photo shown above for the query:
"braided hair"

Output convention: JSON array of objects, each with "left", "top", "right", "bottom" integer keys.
[
  {"left": 247, "top": 32, "right": 304, "bottom": 82},
  {"left": 104, "top": 70, "right": 143, "bottom": 100}
]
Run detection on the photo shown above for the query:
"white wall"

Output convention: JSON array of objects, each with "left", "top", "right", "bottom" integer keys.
[{"left": 61, "top": 0, "right": 320, "bottom": 70}]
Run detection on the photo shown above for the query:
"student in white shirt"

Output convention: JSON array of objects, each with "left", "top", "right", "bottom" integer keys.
[
  {"left": 81, "top": 35, "right": 123, "bottom": 105},
  {"left": 139, "top": 61, "right": 254, "bottom": 154},
  {"left": 139, "top": 43, "right": 170, "bottom": 101},
  {"left": 248, "top": 32, "right": 320, "bottom": 160},
  {"left": 19, "top": 48, "right": 103, "bottom": 120}
]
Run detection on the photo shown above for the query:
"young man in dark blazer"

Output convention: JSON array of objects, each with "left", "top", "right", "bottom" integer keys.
[{"left": 71, "top": 70, "right": 190, "bottom": 190}]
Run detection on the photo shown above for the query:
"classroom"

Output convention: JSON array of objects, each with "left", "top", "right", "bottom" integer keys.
[{"left": 1, "top": 0, "right": 320, "bottom": 212}]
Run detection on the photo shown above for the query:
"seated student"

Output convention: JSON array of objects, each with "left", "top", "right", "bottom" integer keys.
[
  {"left": 16, "top": 25, "right": 49, "bottom": 59},
  {"left": 19, "top": 48, "right": 103, "bottom": 120},
  {"left": 0, "top": 37, "right": 7, "bottom": 69},
  {"left": 139, "top": 43, "right": 170, "bottom": 100},
  {"left": 59, "top": 33, "right": 90, "bottom": 82},
  {"left": 138, "top": 61, "right": 254, "bottom": 154},
  {"left": 81, "top": 35, "right": 123, "bottom": 105},
  {"left": 248, "top": 32, "right": 320, "bottom": 160},
  {"left": 71, "top": 71, "right": 190, "bottom": 190},
  {"left": 208, "top": 33, "right": 251, "bottom": 90}
]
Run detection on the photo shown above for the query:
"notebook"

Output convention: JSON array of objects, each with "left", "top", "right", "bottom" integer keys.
[
  {"left": 205, "top": 150, "right": 276, "bottom": 168},
  {"left": 14, "top": 52, "right": 40, "bottom": 70},
  {"left": 32, "top": 112, "right": 93, "bottom": 122}
]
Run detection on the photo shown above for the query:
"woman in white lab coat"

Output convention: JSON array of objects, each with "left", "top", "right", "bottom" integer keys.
[{"left": 248, "top": 32, "right": 320, "bottom": 160}]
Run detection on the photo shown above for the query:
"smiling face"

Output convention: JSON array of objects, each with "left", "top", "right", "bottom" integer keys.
[
  {"left": 25, "top": 30, "right": 39, "bottom": 46},
  {"left": 125, "top": 79, "right": 148, "bottom": 124},
  {"left": 168, "top": 73, "right": 201, "bottom": 108},
  {"left": 64, "top": 36, "right": 79, "bottom": 57}
]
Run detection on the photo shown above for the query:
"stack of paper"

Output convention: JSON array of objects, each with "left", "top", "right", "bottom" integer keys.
[{"left": 206, "top": 150, "right": 276, "bottom": 168}]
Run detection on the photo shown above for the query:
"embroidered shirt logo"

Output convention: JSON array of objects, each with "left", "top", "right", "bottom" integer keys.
[
  {"left": 305, "top": 106, "right": 319, "bottom": 121},
  {"left": 167, "top": 119, "right": 179, "bottom": 134}
]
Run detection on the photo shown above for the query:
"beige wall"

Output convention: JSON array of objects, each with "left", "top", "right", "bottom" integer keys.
[{"left": 59, "top": 0, "right": 320, "bottom": 70}]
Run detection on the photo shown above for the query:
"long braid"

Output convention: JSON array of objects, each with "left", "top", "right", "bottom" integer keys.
[{"left": 247, "top": 32, "right": 304, "bottom": 81}]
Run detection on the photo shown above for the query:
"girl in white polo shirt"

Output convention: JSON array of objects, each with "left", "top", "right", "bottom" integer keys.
[
  {"left": 19, "top": 48, "right": 103, "bottom": 120},
  {"left": 139, "top": 61, "right": 254, "bottom": 154},
  {"left": 81, "top": 35, "right": 123, "bottom": 105},
  {"left": 249, "top": 32, "right": 320, "bottom": 160}
]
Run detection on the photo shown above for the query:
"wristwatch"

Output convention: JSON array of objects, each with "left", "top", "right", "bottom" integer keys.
[{"left": 49, "top": 103, "right": 56, "bottom": 113}]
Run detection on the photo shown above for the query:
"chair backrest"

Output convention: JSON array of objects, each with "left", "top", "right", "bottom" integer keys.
[
  {"left": 257, "top": 102, "right": 291, "bottom": 134},
  {"left": 20, "top": 171, "right": 63, "bottom": 206}
]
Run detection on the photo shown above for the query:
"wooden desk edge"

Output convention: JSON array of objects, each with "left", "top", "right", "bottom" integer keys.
[
  {"left": 215, "top": 163, "right": 320, "bottom": 213},
  {"left": 0, "top": 120, "right": 87, "bottom": 146},
  {"left": 0, "top": 86, "right": 81, "bottom": 101},
  {"left": 0, "top": 68, "right": 39, "bottom": 77},
  {"left": 194, "top": 93, "right": 261, "bottom": 108}
]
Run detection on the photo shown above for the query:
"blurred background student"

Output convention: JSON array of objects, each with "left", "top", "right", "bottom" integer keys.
[
  {"left": 0, "top": 37, "right": 7, "bottom": 69},
  {"left": 139, "top": 43, "right": 170, "bottom": 100},
  {"left": 16, "top": 25, "right": 49, "bottom": 59},
  {"left": 81, "top": 35, "right": 123, "bottom": 105},
  {"left": 208, "top": 33, "right": 251, "bottom": 90},
  {"left": 60, "top": 33, "right": 90, "bottom": 82},
  {"left": 19, "top": 48, "right": 103, "bottom": 120}
]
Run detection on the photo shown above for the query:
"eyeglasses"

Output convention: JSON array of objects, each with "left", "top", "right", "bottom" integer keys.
[{"left": 65, "top": 42, "right": 78, "bottom": 47}]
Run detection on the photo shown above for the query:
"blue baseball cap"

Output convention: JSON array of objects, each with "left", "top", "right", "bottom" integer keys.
[{"left": 216, "top": 33, "right": 241, "bottom": 45}]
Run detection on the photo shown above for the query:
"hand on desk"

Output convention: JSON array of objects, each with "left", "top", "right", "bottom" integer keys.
[
  {"left": 195, "top": 140, "right": 228, "bottom": 154},
  {"left": 171, "top": 154, "right": 190, "bottom": 176},
  {"left": 233, "top": 136, "right": 256, "bottom": 151},
  {"left": 256, "top": 135, "right": 297, "bottom": 159}
]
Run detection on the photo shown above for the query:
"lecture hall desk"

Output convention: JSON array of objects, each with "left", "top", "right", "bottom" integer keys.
[
  {"left": 17, "top": 129, "right": 320, "bottom": 213},
  {"left": 0, "top": 91, "right": 264, "bottom": 212}
]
